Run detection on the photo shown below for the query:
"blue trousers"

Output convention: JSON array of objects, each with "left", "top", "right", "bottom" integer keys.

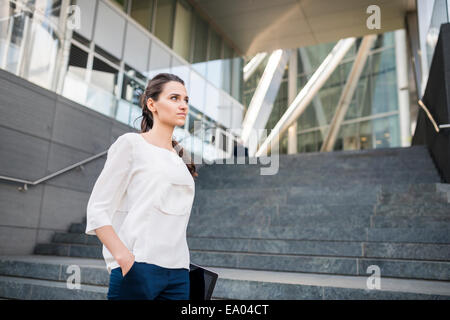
[{"left": 107, "top": 262, "right": 190, "bottom": 300}]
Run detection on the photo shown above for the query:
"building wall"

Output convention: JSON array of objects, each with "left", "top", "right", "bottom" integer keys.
[{"left": 0, "top": 68, "right": 132, "bottom": 255}]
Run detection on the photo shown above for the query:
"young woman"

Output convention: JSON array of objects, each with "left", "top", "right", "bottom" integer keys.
[{"left": 85, "top": 73, "right": 198, "bottom": 300}]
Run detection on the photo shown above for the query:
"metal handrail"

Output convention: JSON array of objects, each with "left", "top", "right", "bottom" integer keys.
[
  {"left": 418, "top": 99, "right": 450, "bottom": 132},
  {"left": 0, "top": 150, "right": 107, "bottom": 192},
  {"left": 1, "top": 125, "right": 240, "bottom": 192}
]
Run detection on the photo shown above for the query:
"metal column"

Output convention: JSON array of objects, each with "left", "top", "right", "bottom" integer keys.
[{"left": 395, "top": 29, "right": 412, "bottom": 147}]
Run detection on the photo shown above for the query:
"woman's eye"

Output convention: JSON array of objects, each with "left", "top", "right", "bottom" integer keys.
[{"left": 171, "top": 96, "right": 177, "bottom": 100}]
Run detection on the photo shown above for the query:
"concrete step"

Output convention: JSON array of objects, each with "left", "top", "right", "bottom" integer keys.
[
  {"left": 187, "top": 237, "right": 450, "bottom": 261},
  {"left": 190, "top": 250, "right": 450, "bottom": 281}
]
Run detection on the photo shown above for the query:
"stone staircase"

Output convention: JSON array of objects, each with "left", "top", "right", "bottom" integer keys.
[{"left": 1, "top": 145, "right": 450, "bottom": 299}]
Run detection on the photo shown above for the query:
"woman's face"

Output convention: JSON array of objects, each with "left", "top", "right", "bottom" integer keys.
[{"left": 147, "top": 81, "right": 189, "bottom": 127}]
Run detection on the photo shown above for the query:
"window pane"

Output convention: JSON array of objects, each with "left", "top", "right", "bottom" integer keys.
[
  {"left": 130, "top": 0, "right": 154, "bottom": 31},
  {"left": 148, "top": 41, "right": 171, "bottom": 79},
  {"left": 192, "top": 12, "right": 208, "bottom": 75},
  {"left": 154, "top": 0, "right": 175, "bottom": 47},
  {"left": 91, "top": 57, "right": 119, "bottom": 94},
  {"left": 111, "top": 0, "right": 128, "bottom": 12},
  {"left": 173, "top": 0, "right": 192, "bottom": 61}
]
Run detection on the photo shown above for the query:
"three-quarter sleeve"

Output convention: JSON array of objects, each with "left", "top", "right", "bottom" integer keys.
[{"left": 85, "top": 134, "right": 133, "bottom": 236}]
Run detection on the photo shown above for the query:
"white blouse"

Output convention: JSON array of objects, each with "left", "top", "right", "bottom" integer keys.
[{"left": 85, "top": 132, "right": 195, "bottom": 274}]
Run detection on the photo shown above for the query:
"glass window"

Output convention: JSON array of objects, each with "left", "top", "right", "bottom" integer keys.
[
  {"left": 192, "top": 12, "right": 208, "bottom": 76},
  {"left": 130, "top": 0, "right": 155, "bottom": 32},
  {"left": 206, "top": 28, "right": 223, "bottom": 88},
  {"left": 122, "top": 65, "right": 146, "bottom": 106},
  {"left": 148, "top": 41, "right": 171, "bottom": 79},
  {"left": 111, "top": 0, "right": 129, "bottom": 13},
  {"left": 91, "top": 57, "right": 119, "bottom": 95},
  {"left": 154, "top": 0, "right": 175, "bottom": 47},
  {"left": 171, "top": 56, "right": 190, "bottom": 91},
  {"left": 173, "top": 0, "right": 192, "bottom": 61},
  {"left": 189, "top": 69, "right": 205, "bottom": 112},
  {"left": 208, "top": 28, "right": 221, "bottom": 60},
  {"left": 66, "top": 44, "right": 88, "bottom": 81},
  {"left": 187, "top": 105, "right": 203, "bottom": 135},
  {"left": 370, "top": 48, "right": 397, "bottom": 114},
  {"left": 62, "top": 44, "right": 89, "bottom": 105}
]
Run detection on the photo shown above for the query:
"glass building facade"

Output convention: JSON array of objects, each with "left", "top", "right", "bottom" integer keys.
[
  {"left": 243, "top": 31, "right": 405, "bottom": 155},
  {"left": 0, "top": 0, "right": 244, "bottom": 161}
]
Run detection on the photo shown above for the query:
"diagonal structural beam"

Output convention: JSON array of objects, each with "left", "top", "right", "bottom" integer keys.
[
  {"left": 254, "top": 37, "right": 356, "bottom": 157},
  {"left": 243, "top": 52, "right": 267, "bottom": 82},
  {"left": 320, "top": 34, "right": 377, "bottom": 152},
  {"left": 241, "top": 49, "right": 291, "bottom": 148}
]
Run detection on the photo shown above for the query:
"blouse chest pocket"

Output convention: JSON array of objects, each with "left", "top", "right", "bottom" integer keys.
[{"left": 154, "top": 179, "right": 194, "bottom": 216}]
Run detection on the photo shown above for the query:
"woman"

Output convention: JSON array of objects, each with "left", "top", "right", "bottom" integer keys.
[{"left": 85, "top": 73, "right": 198, "bottom": 300}]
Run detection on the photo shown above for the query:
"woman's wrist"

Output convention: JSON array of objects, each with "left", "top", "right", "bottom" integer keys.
[{"left": 115, "top": 248, "right": 134, "bottom": 266}]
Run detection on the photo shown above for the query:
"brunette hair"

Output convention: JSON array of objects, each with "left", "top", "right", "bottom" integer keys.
[{"left": 138, "top": 73, "right": 198, "bottom": 178}]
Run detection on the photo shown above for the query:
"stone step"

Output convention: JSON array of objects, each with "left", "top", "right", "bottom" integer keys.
[
  {"left": 187, "top": 225, "right": 450, "bottom": 244},
  {"left": 1, "top": 256, "right": 448, "bottom": 300},
  {"left": 190, "top": 251, "right": 450, "bottom": 281},
  {"left": 209, "top": 267, "right": 450, "bottom": 300},
  {"left": 193, "top": 186, "right": 381, "bottom": 208},
  {"left": 377, "top": 191, "right": 449, "bottom": 205},
  {"left": 0, "top": 275, "right": 107, "bottom": 300},
  {"left": 34, "top": 243, "right": 102, "bottom": 259},
  {"left": 191, "top": 209, "right": 372, "bottom": 228},
  {"left": 371, "top": 216, "right": 450, "bottom": 228},
  {"left": 53, "top": 232, "right": 101, "bottom": 246},
  {"left": 374, "top": 203, "right": 450, "bottom": 216},
  {"left": 195, "top": 175, "right": 440, "bottom": 190},
  {"left": 195, "top": 203, "right": 376, "bottom": 219},
  {"left": 187, "top": 237, "right": 450, "bottom": 261},
  {"left": 212, "top": 146, "right": 436, "bottom": 168},
  {"left": 69, "top": 221, "right": 450, "bottom": 244},
  {"left": 379, "top": 183, "right": 447, "bottom": 193},
  {"left": 198, "top": 165, "right": 439, "bottom": 178},
  {"left": 47, "top": 232, "right": 450, "bottom": 262},
  {"left": 196, "top": 170, "right": 440, "bottom": 183},
  {"left": 219, "top": 160, "right": 437, "bottom": 172},
  {"left": 0, "top": 255, "right": 109, "bottom": 286}
]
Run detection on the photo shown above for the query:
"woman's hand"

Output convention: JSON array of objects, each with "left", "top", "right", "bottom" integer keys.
[{"left": 117, "top": 251, "right": 135, "bottom": 277}]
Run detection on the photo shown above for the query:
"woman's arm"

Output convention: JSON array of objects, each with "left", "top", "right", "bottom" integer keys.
[
  {"left": 95, "top": 225, "right": 135, "bottom": 277},
  {"left": 85, "top": 134, "right": 135, "bottom": 276}
]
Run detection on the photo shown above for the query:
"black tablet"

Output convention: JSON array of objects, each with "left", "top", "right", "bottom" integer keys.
[{"left": 189, "top": 263, "right": 219, "bottom": 300}]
